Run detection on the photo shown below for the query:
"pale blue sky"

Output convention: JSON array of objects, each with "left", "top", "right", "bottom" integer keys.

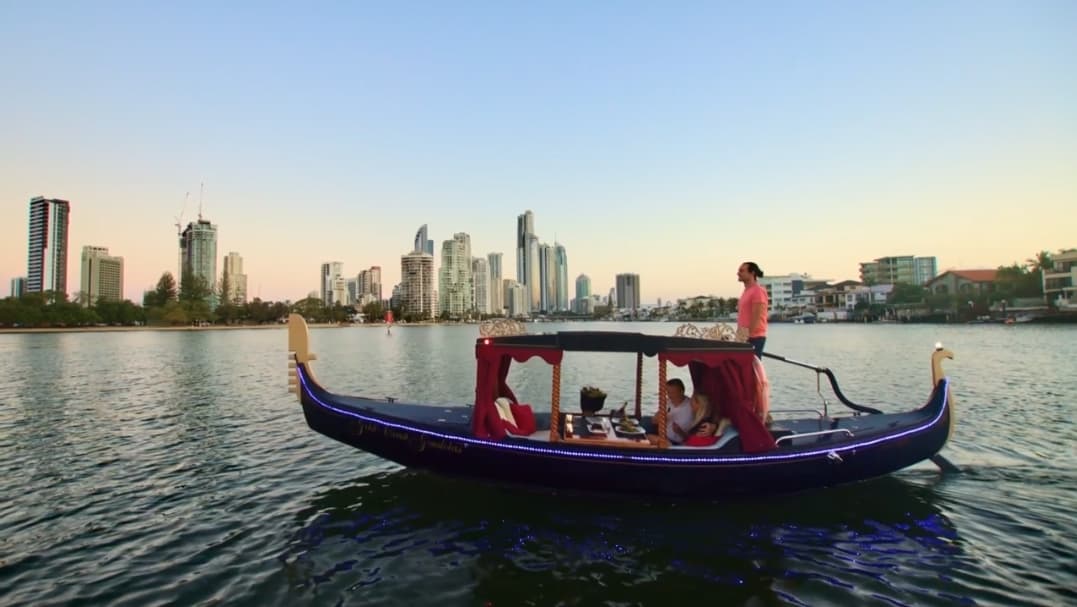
[{"left": 2, "top": 1, "right": 1075, "bottom": 302}]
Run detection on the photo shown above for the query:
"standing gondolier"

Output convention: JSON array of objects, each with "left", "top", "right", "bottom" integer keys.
[{"left": 736, "top": 261, "right": 769, "bottom": 358}]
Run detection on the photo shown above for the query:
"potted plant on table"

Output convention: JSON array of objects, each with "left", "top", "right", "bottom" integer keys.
[{"left": 580, "top": 385, "right": 607, "bottom": 415}]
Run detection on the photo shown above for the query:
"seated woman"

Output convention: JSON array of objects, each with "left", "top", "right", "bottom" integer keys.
[{"left": 682, "top": 393, "right": 723, "bottom": 447}]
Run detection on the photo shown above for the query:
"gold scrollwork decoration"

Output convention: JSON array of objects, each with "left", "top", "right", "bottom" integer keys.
[
  {"left": 673, "top": 322, "right": 741, "bottom": 342},
  {"left": 479, "top": 318, "right": 528, "bottom": 337}
]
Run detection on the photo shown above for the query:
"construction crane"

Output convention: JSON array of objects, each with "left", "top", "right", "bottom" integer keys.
[{"left": 175, "top": 192, "right": 189, "bottom": 236}]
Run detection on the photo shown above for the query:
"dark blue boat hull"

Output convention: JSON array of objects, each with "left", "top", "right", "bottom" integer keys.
[{"left": 295, "top": 362, "right": 952, "bottom": 497}]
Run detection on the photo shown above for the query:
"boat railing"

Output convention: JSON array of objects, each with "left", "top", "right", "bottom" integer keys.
[
  {"left": 762, "top": 352, "right": 883, "bottom": 416},
  {"left": 775, "top": 428, "right": 854, "bottom": 446},
  {"left": 768, "top": 408, "right": 824, "bottom": 418}
]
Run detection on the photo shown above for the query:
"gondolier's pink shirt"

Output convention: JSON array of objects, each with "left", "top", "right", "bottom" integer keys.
[{"left": 737, "top": 284, "right": 769, "bottom": 338}]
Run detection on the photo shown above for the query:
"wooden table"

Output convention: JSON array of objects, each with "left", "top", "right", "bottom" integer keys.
[{"left": 561, "top": 414, "right": 658, "bottom": 449}]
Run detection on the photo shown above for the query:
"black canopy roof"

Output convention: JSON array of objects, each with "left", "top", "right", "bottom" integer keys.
[{"left": 480, "top": 331, "right": 754, "bottom": 357}]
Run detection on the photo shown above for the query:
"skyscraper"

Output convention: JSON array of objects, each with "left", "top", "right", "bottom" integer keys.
[
  {"left": 223, "top": 251, "right": 247, "bottom": 303},
  {"left": 320, "top": 261, "right": 344, "bottom": 305},
  {"left": 575, "top": 274, "right": 592, "bottom": 314},
  {"left": 413, "top": 224, "right": 434, "bottom": 256},
  {"left": 400, "top": 252, "right": 435, "bottom": 319},
  {"left": 538, "top": 243, "right": 553, "bottom": 312},
  {"left": 487, "top": 252, "right": 503, "bottom": 315},
  {"left": 180, "top": 216, "right": 218, "bottom": 298},
  {"left": 472, "top": 257, "right": 488, "bottom": 314},
  {"left": 10, "top": 277, "right": 27, "bottom": 298},
  {"left": 439, "top": 233, "right": 473, "bottom": 317},
  {"left": 26, "top": 196, "right": 70, "bottom": 294},
  {"left": 615, "top": 273, "right": 641, "bottom": 311},
  {"left": 359, "top": 266, "right": 383, "bottom": 302},
  {"left": 80, "top": 246, "right": 124, "bottom": 304},
  {"left": 554, "top": 243, "right": 569, "bottom": 312},
  {"left": 527, "top": 234, "right": 540, "bottom": 311},
  {"left": 505, "top": 279, "right": 528, "bottom": 317},
  {"left": 516, "top": 210, "right": 538, "bottom": 313}
]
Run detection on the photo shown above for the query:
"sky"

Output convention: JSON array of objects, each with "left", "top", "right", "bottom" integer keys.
[{"left": 2, "top": 1, "right": 1075, "bottom": 303}]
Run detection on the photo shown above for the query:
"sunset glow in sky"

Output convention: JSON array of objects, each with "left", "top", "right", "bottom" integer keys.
[{"left": 2, "top": 2, "right": 1074, "bottom": 303}]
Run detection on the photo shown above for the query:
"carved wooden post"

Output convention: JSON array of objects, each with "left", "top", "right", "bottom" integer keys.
[
  {"left": 550, "top": 362, "right": 562, "bottom": 442},
  {"left": 656, "top": 358, "right": 669, "bottom": 448},
  {"left": 634, "top": 351, "right": 643, "bottom": 419}
]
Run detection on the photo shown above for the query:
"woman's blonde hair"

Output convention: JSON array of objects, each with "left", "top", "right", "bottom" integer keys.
[{"left": 690, "top": 393, "right": 712, "bottom": 428}]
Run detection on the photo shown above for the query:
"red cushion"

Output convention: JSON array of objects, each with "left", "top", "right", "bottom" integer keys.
[
  {"left": 484, "top": 402, "right": 507, "bottom": 439},
  {"left": 683, "top": 434, "right": 719, "bottom": 447},
  {"left": 509, "top": 403, "right": 536, "bottom": 435}
]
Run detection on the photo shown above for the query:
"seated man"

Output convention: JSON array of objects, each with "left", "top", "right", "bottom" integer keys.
[{"left": 658, "top": 378, "right": 696, "bottom": 444}]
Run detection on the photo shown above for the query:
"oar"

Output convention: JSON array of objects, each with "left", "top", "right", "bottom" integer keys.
[{"left": 930, "top": 453, "right": 961, "bottom": 473}]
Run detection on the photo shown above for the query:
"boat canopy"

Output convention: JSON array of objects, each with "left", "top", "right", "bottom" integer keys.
[{"left": 472, "top": 332, "right": 776, "bottom": 452}]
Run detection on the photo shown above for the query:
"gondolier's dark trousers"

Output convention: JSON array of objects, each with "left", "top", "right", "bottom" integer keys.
[{"left": 748, "top": 337, "right": 766, "bottom": 359}]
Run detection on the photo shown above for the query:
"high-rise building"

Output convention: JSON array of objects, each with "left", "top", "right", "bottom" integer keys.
[
  {"left": 505, "top": 279, "right": 528, "bottom": 317},
  {"left": 26, "top": 196, "right": 70, "bottom": 295},
  {"left": 413, "top": 224, "right": 434, "bottom": 256},
  {"left": 554, "top": 243, "right": 569, "bottom": 312},
  {"left": 538, "top": 243, "right": 554, "bottom": 312},
  {"left": 439, "top": 233, "right": 473, "bottom": 317},
  {"left": 859, "top": 255, "right": 937, "bottom": 285},
  {"left": 487, "top": 252, "right": 503, "bottom": 315},
  {"left": 914, "top": 257, "right": 938, "bottom": 286},
  {"left": 79, "top": 246, "right": 124, "bottom": 305},
  {"left": 472, "top": 257, "right": 489, "bottom": 314},
  {"left": 516, "top": 210, "right": 538, "bottom": 313},
  {"left": 320, "top": 262, "right": 344, "bottom": 306},
  {"left": 615, "top": 273, "right": 641, "bottom": 311},
  {"left": 346, "top": 278, "right": 359, "bottom": 304},
  {"left": 400, "top": 252, "right": 435, "bottom": 319},
  {"left": 180, "top": 216, "right": 218, "bottom": 300},
  {"left": 575, "top": 274, "right": 592, "bottom": 314},
  {"left": 527, "top": 234, "right": 540, "bottom": 311},
  {"left": 222, "top": 251, "right": 247, "bottom": 303},
  {"left": 10, "top": 277, "right": 27, "bottom": 298},
  {"left": 358, "top": 266, "right": 382, "bottom": 302},
  {"left": 758, "top": 273, "right": 811, "bottom": 311}
]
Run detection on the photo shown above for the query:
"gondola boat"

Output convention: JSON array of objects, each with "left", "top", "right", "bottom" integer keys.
[{"left": 287, "top": 314, "right": 956, "bottom": 497}]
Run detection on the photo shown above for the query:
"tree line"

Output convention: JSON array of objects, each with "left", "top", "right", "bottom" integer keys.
[{"left": 0, "top": 271, "right": 393, "bottom": 328}]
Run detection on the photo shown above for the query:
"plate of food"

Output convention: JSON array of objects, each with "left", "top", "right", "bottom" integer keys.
[
  {"left": 615, "top": 423, "right": 645, "bottom": 436},
  {"left": 587, "top": 423, "right": 608, "bottom": 435},
  {"left": 584, "top": 416, "right": 606, "bottom": 425}
]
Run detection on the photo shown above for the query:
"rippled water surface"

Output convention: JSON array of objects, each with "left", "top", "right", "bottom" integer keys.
[{"left": 1, "top": 323, "right": 1074, "bottom": 606}]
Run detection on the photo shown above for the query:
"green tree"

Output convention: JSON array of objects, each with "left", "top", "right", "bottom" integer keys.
[
  {"left": 888, "top": 282, "right": 926, "bottom": 305},
  {"left": 361, "top": 301, "right": 385, "bottom": 323},
  {"left": 145, "top": 272, "right": 178, "bottom": 307},
  {"left": 1026, "top": 250, "right": 1053, "bottom": 274}
]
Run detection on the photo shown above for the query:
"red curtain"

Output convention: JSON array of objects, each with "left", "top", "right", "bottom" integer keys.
[
  {"left": 472, "top": 344, "right": 563, "bottom": 438},
  {"left": 669, "top": 353, "right": 776, "bottom": 453}
]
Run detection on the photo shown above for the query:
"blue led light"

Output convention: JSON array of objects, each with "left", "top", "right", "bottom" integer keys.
[{"left": 295, "top": 361, "right": 949, "bottom": 465}]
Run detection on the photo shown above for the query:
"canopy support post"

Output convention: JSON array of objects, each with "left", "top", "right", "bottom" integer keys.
[
  {"left": 634, "top": 352, "right": 643, "bottom": 419},
  {"left": 550, "top": 362, "right": 562, "bottom": 442},
  {"left": 656, "top": 358, "right": 669, "bottom": 448}
]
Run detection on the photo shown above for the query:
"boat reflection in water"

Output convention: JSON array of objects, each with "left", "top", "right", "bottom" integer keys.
[{"left": 281, "top": 469, "right": 970, "bottom": 606}]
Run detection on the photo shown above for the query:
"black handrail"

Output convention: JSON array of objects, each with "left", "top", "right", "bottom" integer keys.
[{"left": 762, "top": 352, "right": 883, "bottom": 415}]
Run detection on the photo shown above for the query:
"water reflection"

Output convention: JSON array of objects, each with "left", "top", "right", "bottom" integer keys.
[{"left": 282, "top": 471, "right": 968, "bottom": 606}]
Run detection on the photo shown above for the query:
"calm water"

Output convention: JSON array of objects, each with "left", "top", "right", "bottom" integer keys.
[{"left": 1, "top": 323, "right": 1074, "bottom": 606}]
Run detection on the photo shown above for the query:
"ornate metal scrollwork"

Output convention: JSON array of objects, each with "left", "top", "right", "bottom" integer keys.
[
  {"left": 673, "top": 322, "right": 741, "bottom": 342},
  {"left": 479, "top": 318, "right": 527, "bottom": 337}
]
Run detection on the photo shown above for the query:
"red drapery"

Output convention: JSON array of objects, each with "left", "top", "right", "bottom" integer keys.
[
  {"left": 664, "top": 351, "right": 776, "bottom": 453},
  {"left": 473, "top": 344, "right": 563, "bottom": 438}
]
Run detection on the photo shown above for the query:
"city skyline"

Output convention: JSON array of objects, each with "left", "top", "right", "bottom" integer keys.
[{"left": 2, "top": 4, "right": 1074, "bottom": 303}]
